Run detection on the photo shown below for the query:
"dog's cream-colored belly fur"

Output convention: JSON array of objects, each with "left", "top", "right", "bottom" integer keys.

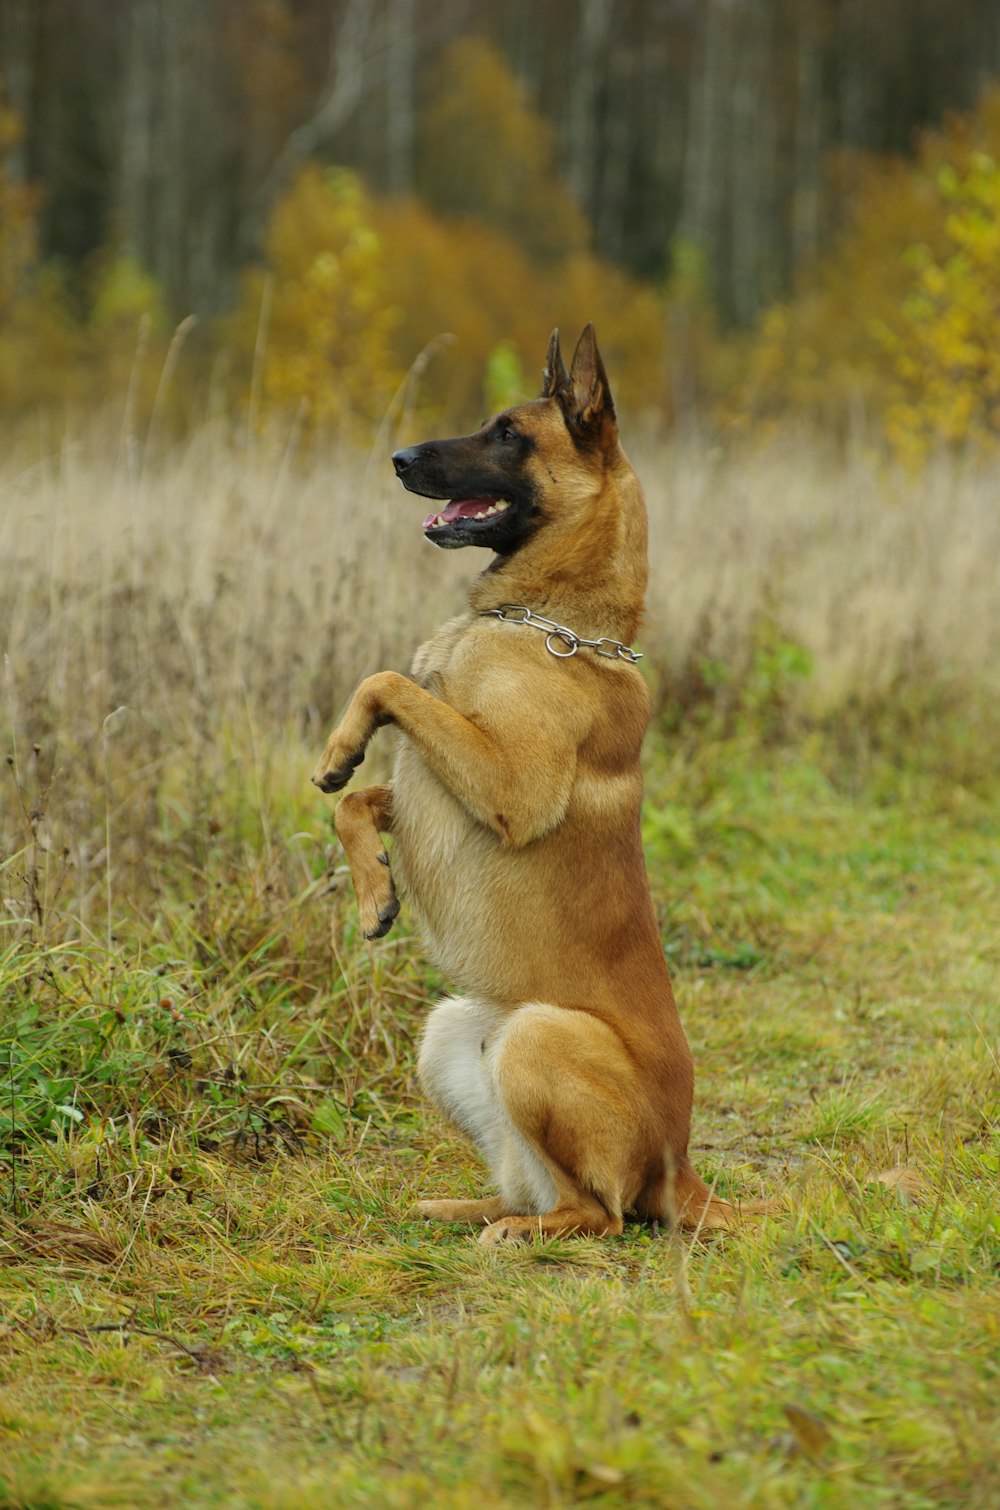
[
  {"left": 391, "top": 733, "right": 522, "bottom": 999},
  {"left": 391, "top": 728, "right": 646, "bottom": 999}
]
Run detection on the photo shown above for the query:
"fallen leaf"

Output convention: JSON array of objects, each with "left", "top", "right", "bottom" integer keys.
[
  {"left": 871, "top": 1167, "right": 927, "bottom": 1202},
  {"left": 782, "top": 1403, "right": 832, "bottom": 1458},
  {"left": 582, "top": 1464, "right": 625, "bottom": 1486}
]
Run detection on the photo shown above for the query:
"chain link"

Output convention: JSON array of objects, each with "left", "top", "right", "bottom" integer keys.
[{"left": 481, "top": 605, "right": 643, "bottom": 663}]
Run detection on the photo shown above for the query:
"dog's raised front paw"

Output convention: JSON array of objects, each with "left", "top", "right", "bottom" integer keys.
[
  {"left": 363, "top": 892, "right": 400, "bottom": 940},
  {"left": 311, "top": 746, "right": 364, "bottom": 793}
]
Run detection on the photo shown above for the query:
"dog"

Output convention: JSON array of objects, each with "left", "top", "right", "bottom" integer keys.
[{"left": 313, "top": 325, "right": 762, "bottom": 1242}]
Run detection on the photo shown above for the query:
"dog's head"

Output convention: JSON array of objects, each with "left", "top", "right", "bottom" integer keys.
[{"left": 391, "top": 324, "right": 619, "bottom": 553}]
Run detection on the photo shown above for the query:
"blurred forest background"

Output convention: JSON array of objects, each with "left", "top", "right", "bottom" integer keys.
[
  {"left": 4, "top": 14, "right": 1000, "bottom": 1506},
  {"left": 4, "top": 0, "right": 1000, "bottom": 460}
]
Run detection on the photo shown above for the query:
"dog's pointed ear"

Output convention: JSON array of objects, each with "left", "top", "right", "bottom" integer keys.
[
  {"left": 541, "top": 328, "right": 570, "bottom": 399},
  {"left": 567, "top": 323, "right": 616, "bottom": 438}
]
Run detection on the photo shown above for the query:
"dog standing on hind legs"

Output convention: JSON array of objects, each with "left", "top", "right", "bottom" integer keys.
[{"left": 313, "top": 324, "right": 770, "bottom": 1243}]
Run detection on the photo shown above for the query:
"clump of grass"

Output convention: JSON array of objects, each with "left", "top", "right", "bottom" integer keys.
[
  {"left": 1, "top": 423, "right": 998, "bottom": 1507},
  {"left": 800, "top": 1083, "right": 888, "bottom": 1145}
]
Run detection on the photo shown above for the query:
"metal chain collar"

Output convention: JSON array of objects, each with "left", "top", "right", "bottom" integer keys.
[{"left": 481, "top": 604, "right": 643, "bottom": 663}]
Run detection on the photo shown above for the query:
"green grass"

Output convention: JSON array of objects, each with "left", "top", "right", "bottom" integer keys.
[{"left": 1, "top": 722, "right": 998, "bottom": 1509}]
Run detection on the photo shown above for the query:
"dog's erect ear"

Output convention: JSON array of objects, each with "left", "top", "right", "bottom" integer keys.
[
  {"left": 567, "top": 323, "right": 616, "bottom": 438},
  {"left": 541, "top": 328, "right": 570, "bottom": 399}
]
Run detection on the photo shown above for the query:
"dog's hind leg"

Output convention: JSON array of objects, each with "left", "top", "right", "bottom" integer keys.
[
  {"left": 415, "top": 996, "right": 548, "bottom": 1226},
  {"left": 659, "top": 1159, "right": 739, "bottom": 1232},
  {"left": 333, "top": 784, "right": 400, "bottom": 939},
  {"left": 475, "top": 1004, "right": 639, "bottom": 1244}
]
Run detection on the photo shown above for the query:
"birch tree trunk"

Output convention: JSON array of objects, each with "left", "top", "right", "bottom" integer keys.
[
  {"left": 596, "top": 39, "right": 632, "bottom": 262},
  {"left": 567, "top": 0, "right": 615, "bottom": 212},
  {"left": 678, "top": 0, "right": 728, "bottom": 265},
  {"left": 386, "top": 0, "right": 416, "bottom": 193},
  {"left": 118, "top": 0, "right": 159, "bottom": 265},
  {"left": 730, "top": 1, "right": 779, "bottom": 323},
  {"left": 793, "top": 3, "right": 823, "bottom": 272}
]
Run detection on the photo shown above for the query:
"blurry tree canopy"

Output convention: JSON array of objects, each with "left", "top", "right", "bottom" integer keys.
[
  {"left": 3, "top": 0, "right": 1000, "bottom": 454},
  {"left": 415, "top": 36, "right": 588, "bottom": 262},
  {"left": 735, "top": 89, "right": 1000, "bottom": 461},
  {"left": 228, "top": 165, "right": 401, "bottom": 434},
  {"left": 3, "top": 0, "right": 999, "bottom": 323}
]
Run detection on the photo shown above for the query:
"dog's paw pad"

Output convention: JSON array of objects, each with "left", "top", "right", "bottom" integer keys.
[{"left": 313, "top": 770, "right": 345, "bottom": 793}]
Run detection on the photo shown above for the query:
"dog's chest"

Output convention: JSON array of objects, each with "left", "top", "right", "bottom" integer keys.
[{"left": 407, "top": 614, "right": 469, "bottom": 694}]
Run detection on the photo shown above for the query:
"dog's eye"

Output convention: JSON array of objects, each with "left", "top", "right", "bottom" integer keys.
[{"left": 499, "top": 425, "right": 518, "bottom": 442}]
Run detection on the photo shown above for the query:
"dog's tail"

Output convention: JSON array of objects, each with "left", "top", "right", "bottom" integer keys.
[{"left": 664, "top": 1157, "right": 779, "bottom": 1233}]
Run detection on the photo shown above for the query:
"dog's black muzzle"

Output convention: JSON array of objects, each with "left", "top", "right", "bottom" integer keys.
[
  {"left": 391, "top": 445, "right": 425, "bottom": 480},
  {"left": 389, "top": 436, "right": 541, "bottom": 553}
]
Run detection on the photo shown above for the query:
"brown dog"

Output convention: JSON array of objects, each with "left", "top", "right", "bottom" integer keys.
[{"left": 313, "top": 325, "right": 757, "bottom": 1242}]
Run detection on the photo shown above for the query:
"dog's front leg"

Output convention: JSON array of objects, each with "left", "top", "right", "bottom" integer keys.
[
  {"left": 333, "top": 783, "right": 399, "bottom": 939},
  {"left": 312, "top": 671, "right": 581, "bottom": 846},
  {"left": 312, "top": 675, "right": 395, "bottom": 794}
]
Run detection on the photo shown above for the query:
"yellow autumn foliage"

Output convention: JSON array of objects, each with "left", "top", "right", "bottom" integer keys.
[
  {"left": 738, "top": 88, "right": 1000, "bottom": 462},
  {"left": 228, "top": 162, "right": 674, "bottom": 435},
  {"left": 416, "top": 37, "right": 588, "bottom": 265},
  {"left": 373, "top": 195, "right": 668, "bottom": 425},
  {"left": 0, "top": 92, "right": 178, "bottom": 422},
  {"left": 386, "top": 36, "right": 668, "bottom": 422},
  {"left": 229, "top": 165, "right": 402, "bottom": 434},
  {"left": 225, "top": 36, "right": 673, "bottom": 436}
]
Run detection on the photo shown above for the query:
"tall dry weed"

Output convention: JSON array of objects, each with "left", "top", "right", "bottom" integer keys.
[
  {"left": 1, "top": 418, "right": 998, "bottom": 932},
  {"left": 642, "top": 438, "right": 1000, "bottom": 717}
]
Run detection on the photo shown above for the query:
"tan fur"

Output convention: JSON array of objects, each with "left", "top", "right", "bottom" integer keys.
[{"left": 313, "top": 326, "right": 772, "bottom": 1241}]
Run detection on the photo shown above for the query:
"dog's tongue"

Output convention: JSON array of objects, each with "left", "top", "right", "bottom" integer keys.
[{"left": 423, "top": 497, "right": 496, "bottom": 529}]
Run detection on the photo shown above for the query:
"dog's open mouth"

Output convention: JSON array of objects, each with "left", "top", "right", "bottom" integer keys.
[{"left": 423, "top": 498, "right": 510, "bottom": 532}]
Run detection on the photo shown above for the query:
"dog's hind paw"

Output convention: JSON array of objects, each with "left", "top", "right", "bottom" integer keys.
[{"left": 478, "top": 1218, "right": 532, "bottom": 1245}]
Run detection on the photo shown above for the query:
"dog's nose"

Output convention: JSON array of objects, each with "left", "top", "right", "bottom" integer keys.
[{"left": 392, "top": 446, "right": 421, "bottom": 476}]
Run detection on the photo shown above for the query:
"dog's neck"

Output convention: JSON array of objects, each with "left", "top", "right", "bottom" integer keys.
[{"left": 467, "top": 452, "right": 648, "bottom": 644}]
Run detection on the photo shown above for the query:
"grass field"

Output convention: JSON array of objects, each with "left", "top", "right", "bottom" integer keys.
[{"left": 1, "top": 428, "right": 998, "bottom": 1507}]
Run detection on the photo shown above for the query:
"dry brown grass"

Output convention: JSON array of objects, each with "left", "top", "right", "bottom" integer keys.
[
  {"left": 3, "top": 417, "right": 997, "bottom": 935},
  {"left": 642, "top": 438, "right": 1000, "bottom": 714},
  {"left": 4, "top": 423, "right": 997, "bottom": 740}
]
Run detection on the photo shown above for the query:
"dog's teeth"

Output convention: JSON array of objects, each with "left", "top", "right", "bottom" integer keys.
[{"left": 474, "top": 510, "right": 486, "bottom": 520}]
